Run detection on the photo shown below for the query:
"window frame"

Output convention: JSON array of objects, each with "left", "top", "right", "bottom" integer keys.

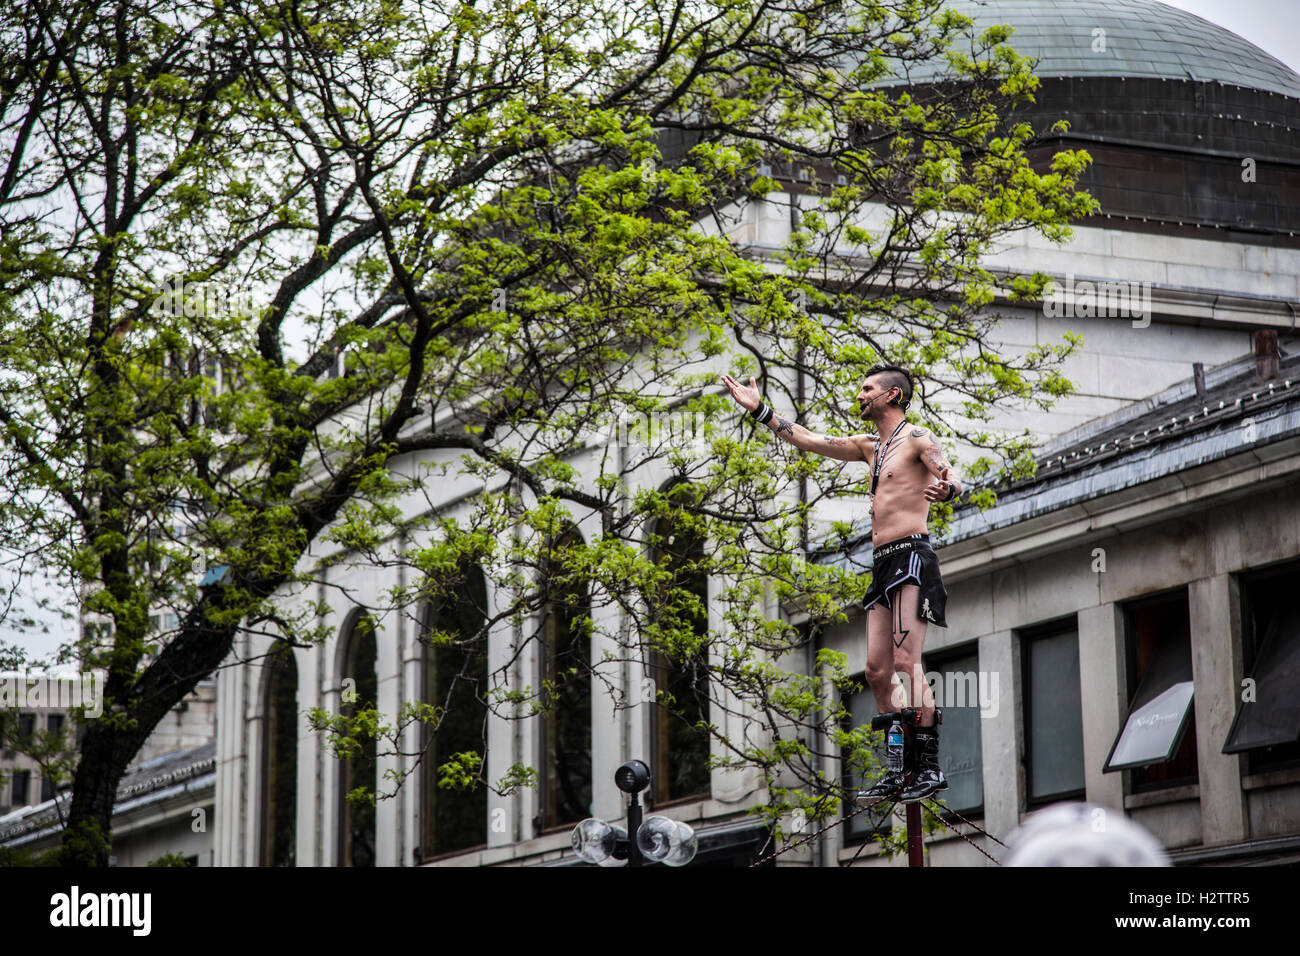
[
  {"left": 921, "top": 641, "right": 985, "bottom": 820},
  {"left": 337, "top": 613, "right": 378, "bottom": 868},
  {"left": 261, "top": 644, "right": 298, "bottom": 867},
  {"left": 1105, "top": 587, "right": 1198, "bottom": 792},
  {"left": 645, "top": 494, "right": 712, "bottom": 809},
  {"left": 1224, "top": 560, "right": 1300, "bottom": 773},
  {"left": 1021, "top": 616, "right": 1087, "bottom": 808},
  {"left": 537, "top": 525, "right": 594, "bottom": 833},
  {"left": 418, "top": 562, "right": 490, "bottom": 862},
  {"left": 11, "top": 768, "right": 30, "bottom": 807},
  {"left": 17, "top": 712, "right": 35, "bottom": 745}
]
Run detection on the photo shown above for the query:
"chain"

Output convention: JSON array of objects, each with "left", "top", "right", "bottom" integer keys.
[
  {"left": 842, "top": 798, "right": 1005, "bottom": 867},
  {"left": 923, "top": 798, "right": 1005, "bottom": 865},
  {"left": 749, "top": 795, "right": 1010, "bottom": 867},
  {"left": 844, "top": 815, "right": 887, "bottom": 866},
  {"left": 748, "top": 794, "right": 896, "bottom": 867},
  {"left": 870, "top": 418, "right": 908, "bottom": 495},
  {"left": 925, "top": 815, "right": 1003, "bottom": 865},
  {"left": 927, "top": 799, "right": 1008, "bottom": 848}
]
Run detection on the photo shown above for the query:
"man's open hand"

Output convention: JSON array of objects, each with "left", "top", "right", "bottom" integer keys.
[{"left": 720, "top": 373, "right": 761, "bottom": 413}]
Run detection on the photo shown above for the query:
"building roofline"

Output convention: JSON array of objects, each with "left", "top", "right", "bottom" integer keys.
[
  {"left": 0, "top": 741, "right": 215, "bottom": 845},
  {"left": 1037, "top": 353, "right": 1262, "bottom": 457},
  {"left": 810, "top": 363, "right": 1300, "bottom": 573}
]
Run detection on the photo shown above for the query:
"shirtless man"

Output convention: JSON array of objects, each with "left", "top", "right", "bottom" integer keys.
[{"left": 720, "top": 364, "right": 960, "bottom": 802}]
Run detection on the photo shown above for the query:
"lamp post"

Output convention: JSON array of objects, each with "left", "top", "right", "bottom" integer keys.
[
  {"left": 614, "top": 758, "right": 648, "bottom": 867},
  {"left": 571, "top": 759, "right": 698, "bottom": 867}
]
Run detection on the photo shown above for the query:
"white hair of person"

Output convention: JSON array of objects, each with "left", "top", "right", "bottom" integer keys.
[{"left": 1004, "top": 802, "right": 1171, "bottom": 867}]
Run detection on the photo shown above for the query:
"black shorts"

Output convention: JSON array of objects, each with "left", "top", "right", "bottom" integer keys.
[{"left": 862, "top": 533, "right": 948, "bottom": 628}]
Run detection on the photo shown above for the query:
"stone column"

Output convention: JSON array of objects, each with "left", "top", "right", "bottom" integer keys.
[
  {"left": 589, "top": 596, "right": 624, "bottom": 824},
  {"left": 213, "top": 632, "right": 245, "bottom": 866},
  {"left": 484, "top": 569, "right": 522, "bottom": 854},
  {"left": 1188, "top": 574, "right": 1248, "bottom": 845},
  {"left": 1078, "top": 602, "right": 1125, "bottom": 811},
  {"left": 978, "top": 629, "right": 1022, "bottom": 850},
  {"left": 372, "top": 604, "right": 401, "bottom": 868}
]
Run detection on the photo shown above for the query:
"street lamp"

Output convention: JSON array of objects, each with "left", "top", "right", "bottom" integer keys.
[
  {"left": 636, "top": 814, "right": 698, "bottom": 866},
  {"left": 571, "top": 759, "right": 698, "bottom": 867},
  {"left": 569, "top": 818, "right": 628, "bottom": 867}
]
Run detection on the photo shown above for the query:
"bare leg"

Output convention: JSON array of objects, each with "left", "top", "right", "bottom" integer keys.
[
  {"left": 865, "top": 601, "right": 906, "bottom": 714},
  {"left": 889, "top": 584, "right": 935, "bottom": 727}
]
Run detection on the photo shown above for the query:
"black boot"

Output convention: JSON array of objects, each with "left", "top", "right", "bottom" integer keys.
[
  {"left": 858, "top": 767, "right": 906, "bottom": 802},
  {"left": 858, "top": 719, "right": 907, "bottom": 802},
  {"left": 899, "top": 725, "right": 948, "bottom": 803}
]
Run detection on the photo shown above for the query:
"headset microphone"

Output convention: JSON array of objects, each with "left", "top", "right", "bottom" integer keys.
[{"left": 860, "top": 387, "right": 899, "bottom": 416}]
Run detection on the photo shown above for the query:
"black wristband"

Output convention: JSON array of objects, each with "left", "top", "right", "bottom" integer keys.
[
  {"left": 944, "top": 483, "right": 959, "bottom": 502},
  {"left": 750, "top": 402, "right": 774, "bottom": 425}
]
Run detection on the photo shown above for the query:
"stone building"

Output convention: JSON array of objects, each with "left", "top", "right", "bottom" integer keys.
[
  {"left": 0, "top": 680, "right": 217, "bottom": 865},
  {"left": 814, "top": 346, "right": 1300, "bottom": 865},
  {"left": 214, "top": 0, "right": 1300, "bottom": 865},
  {"left": 1, "top": 708, "right": 70, "bottom": 816}
]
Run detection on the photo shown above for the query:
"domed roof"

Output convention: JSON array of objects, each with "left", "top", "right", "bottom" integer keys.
[{"left": 893, "top": 0, "right": 1300, "bottom": 99}]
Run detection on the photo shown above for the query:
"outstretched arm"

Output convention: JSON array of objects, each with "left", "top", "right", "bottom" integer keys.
[
  {"left": 720, "top": 373, "right": 874, "bottom": 462},
  {"left": 912, "top": 427, "right": 963, "bottom": 502}
]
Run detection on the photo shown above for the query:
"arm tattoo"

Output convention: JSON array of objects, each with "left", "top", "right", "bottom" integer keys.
[
  {"left": 825, "top": 435, "right": 849, "bottom": 446},
  {"left": 774, "top": 415, "right": 795, "bottom": 438},
  {"left": 923, "top": 443, "right": 950, "bottom": 471},
  {"left": 911, "top": 428, "right": 927, "bottom": 438}
]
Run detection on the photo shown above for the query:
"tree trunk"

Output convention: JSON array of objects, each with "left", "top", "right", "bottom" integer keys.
[
  {"left": 58, "top": 597, "right": 249, "bottom": 865},
  {"left": 60, "top": 722, "right": 137, "bottom": 866}
]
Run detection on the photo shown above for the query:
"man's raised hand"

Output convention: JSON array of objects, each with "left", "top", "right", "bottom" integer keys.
[{"left": 720, "top": 373, "right": 761, "bottom": 413}]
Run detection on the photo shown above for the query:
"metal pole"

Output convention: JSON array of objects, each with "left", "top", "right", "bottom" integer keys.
[
  {"left": 907, "top": 802, "right": 924, "bottom": 867},
  {"left": 905, "top": 721, "right": 924, "bottom": 867},
  {"left": 627, "top": 794, "right": 644, "bottom": 867}
]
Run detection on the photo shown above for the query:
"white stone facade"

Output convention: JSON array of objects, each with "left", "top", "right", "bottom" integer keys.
[{"left": 211, "top": 183, "right": 1300, "bottom": 865}]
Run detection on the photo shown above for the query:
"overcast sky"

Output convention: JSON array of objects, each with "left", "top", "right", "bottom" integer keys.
[{"left": 3, "top": 0, "right": 1298, "bottom": 666}]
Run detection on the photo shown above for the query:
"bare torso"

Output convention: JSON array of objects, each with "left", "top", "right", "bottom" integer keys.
[{"left": 867, "top": 427, "right": 933, "bottom": 544}]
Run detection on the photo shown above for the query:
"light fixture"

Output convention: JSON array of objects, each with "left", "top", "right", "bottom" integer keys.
[
  {"left": 571, "top": 819, "right": 628, "bottom": 867},
  {"left": 572, "top": 759, "right": 700, "bottom": 868},
  {"left": 636, "top": 815, "right": 698, "bottom": 867}
]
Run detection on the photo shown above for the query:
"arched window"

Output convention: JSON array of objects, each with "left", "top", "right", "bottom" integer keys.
[
  {"left": 261, "top": 644, "right": 298, "bottom": 866},
  {"left": 338, "top": 613, "right": 378, "bottom": 867},
  {"left": 539, "top": 525, "right": 592, "bottom": 829},
  {"left": 648, "top": 487, "right": 712, "bottom": 804},
  {"left": 419, "top": 563, "right": 489, "bottom": 860}
]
